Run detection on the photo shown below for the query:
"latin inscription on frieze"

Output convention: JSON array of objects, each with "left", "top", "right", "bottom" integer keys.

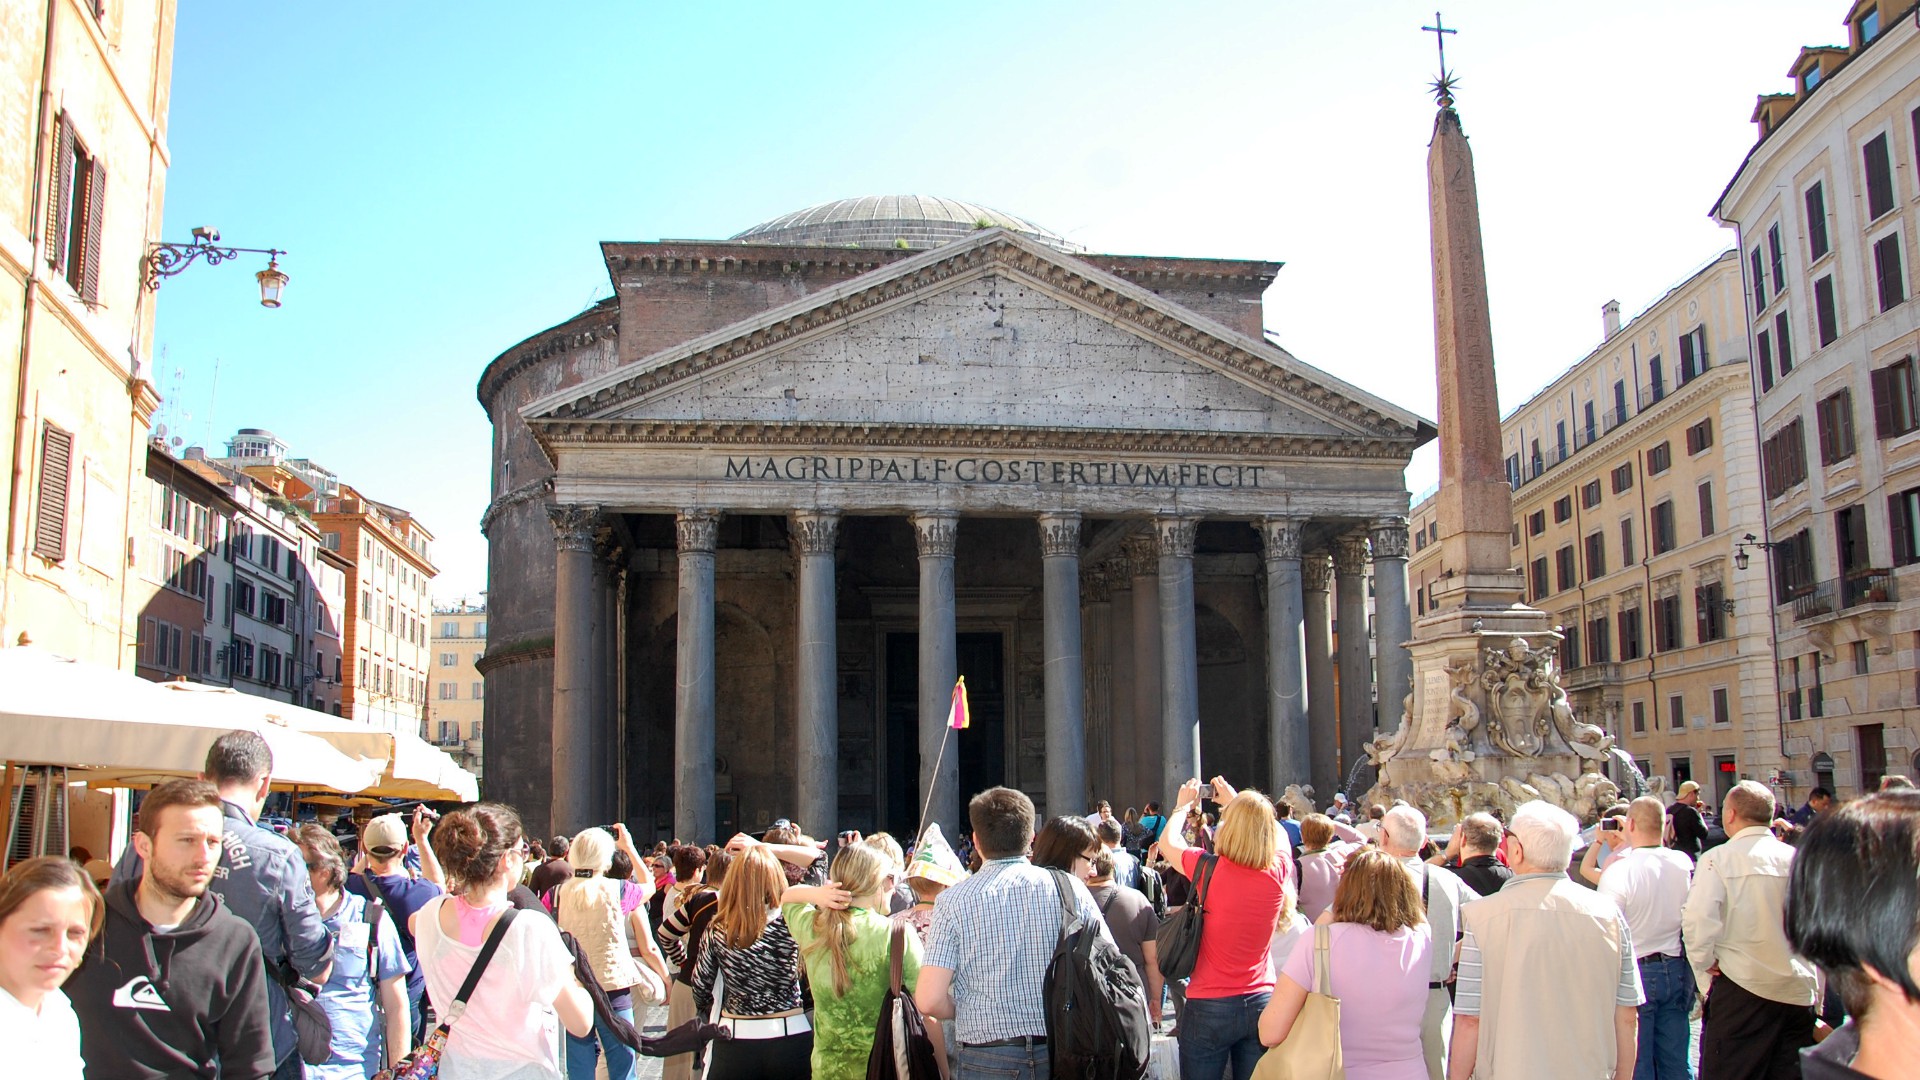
[{"left": 721, "top": 455, "right": 1267, "bottom": 489}]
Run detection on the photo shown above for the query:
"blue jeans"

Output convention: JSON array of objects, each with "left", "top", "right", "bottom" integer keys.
[
  {"left": 565, "top": 1005, "right": 636, "bottom": 1080},
  {"left": 1635, "top": 954, "right": 1695, "bottom": 1080},
  {"left": 954, "top": 1040, "right": 1049, "bottom": 1080},
  {"left": 1178, "top": 992, "right": 1271, "bottom": 1080}
]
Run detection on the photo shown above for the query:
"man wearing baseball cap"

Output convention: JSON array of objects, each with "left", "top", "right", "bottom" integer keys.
[{"left": 346, "top": 808, "right": 444, "bottom": 1046}]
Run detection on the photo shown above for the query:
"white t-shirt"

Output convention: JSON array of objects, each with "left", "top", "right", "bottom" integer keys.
[
  {"left": 1597, "top": 845, "right": 1693, "bottom": 959},
  {"left": 414, "top": 897, "right": 578, "bottom": 1080},
  {"left": 0, "top": 985, "right": 84, "bottom": 1079}
]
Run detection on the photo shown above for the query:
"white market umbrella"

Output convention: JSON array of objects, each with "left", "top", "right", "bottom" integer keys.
[{"left": 0, "top": 646, "right": 384, "bottom": 793}]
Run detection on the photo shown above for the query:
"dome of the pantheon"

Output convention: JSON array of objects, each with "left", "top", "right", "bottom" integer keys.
[{"left": 729, "top": 195, "right": 1083, "bottom": 252}]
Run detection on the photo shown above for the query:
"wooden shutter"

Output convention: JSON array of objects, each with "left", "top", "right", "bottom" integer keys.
[
  {"left": 32, "top": 423, "right": 73, "bottom": 561},
  {"left": 1891, "top": 492, "right": 1914, "bottom": 568},
  {"left": 80, "top": 155, "right": 105, "bottom": 305},
  {"left": 45, "top": 115, "right": 73, "bottom": 271},
  {"left": 1873, "top": 366, "right": 1895, "bottom": 438}
]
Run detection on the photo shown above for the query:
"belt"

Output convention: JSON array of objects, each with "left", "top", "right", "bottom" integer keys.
[
  {"left": 1637, "top": 951, "right": 1684, "bottom": 964},
  {"left": 720, "top": 1012, "right": 811, "bottom": 1039},
  {"left": 1428, "top": 981, "right": 1447, "bottom": 989},
  {"left": 964, "top": 1035, "right": 1047, "bottom": 1048}
]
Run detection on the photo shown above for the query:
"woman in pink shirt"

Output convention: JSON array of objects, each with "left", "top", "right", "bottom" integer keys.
[
  {"left": 1259, "top": 847, "right": 1432, "bottom": 1080},
  {"left": 1158, "top": 776, "right": 1291, "bottom": 1080}
]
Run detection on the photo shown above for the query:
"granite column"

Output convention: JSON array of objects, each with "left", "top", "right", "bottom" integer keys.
[
  {"left": 793, "top": 510, "right": 841, "bottom": 834},
  {"left": 1157, "top": 516, "right": 1201, "bottom": 793},
  {"left": 1039, "top": 512, "right": 1086, "bottom": 818},
  {"left": 1260, "top": 518, "right": 1309, "bottom": 793},
  {"left": 1369, "top": 518, "right": 1413, "bottom": 742},
  {"left": 1334, "top": 533, "right": 1374, "bottom": 790},
  {"left": 673, "top": 510, "right": 719, "bottom": 843},
  {"left": 1302, "top": 554, "right": 1338, "bottom": 801},
  {"left": 911, "top": 511, "right": 959, "bottom": 841},
  {"left": 1125, "top": 535, "right": 1163, "bottom": 805},
  {"left": 548, "top": 503, "right": 602, "bottom": 834}
]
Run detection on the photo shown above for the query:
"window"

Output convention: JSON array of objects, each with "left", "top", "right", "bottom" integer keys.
[
  {"left": 1553, "top": 495, "right": 1573, "bottom": 523},
  {"left": 1613, "top": 381, "right": 1628, "bottom": 425},
  {"left": 234, "top": 578, "right": 256, "bottom": 617},
  {"left": 1837, "top": 503, "right": 1871, "bottom": 577},
  {"left": 262, "top": 593, "right": 287, "bottom": 626},
  {"left": 1562, "top": 623, "right": 1581, "bottom": 670},
  {"left": 1817, "top": 389, "right": 1857, "bottom": 464},
  {"left": 1772, "top": 529, "right": 1817, "bottom": 603},
  {"left": 1619, "top": 607, "right": 1644, "bottom": 661},
  {"left": 1505, "top": 453, "right": 1522, "bottom": 488},
  {"left": 1696, "top": 581, "right": 1727, "bottom": 642},
  {"left": 1698, "top": 482, "right": 1716, "bottom": 537},
  {"left": 438, "top": 683, "right": 456, "bottom": 700},
  {"left": 1712, "top": 687, "right": 1731, "bottom": 726},
  {"left": 1776, "top": 312, "right": 1795, "bottom": 375},
  {"left": 1556, "top": 421, "right": 1568, "bottom": 459},
  {"left": 1631, "top": 700, "right": 1646, "bottom": 734},
  {"left": 1892, "top": 487, "right": 1920, "bottom": 566},
  {"left": 1686, "top": 419, "right": 1713, "bottom": 455},
  {"left": 439, "top": 652, "right": 457, "bottom": 666},
  {"left": 1647, "top": 442, "right": 1671, "bottom": 475},
  {"left": 1762, "top": 419, "right": 1809, "bottom": 498},
  {"left": 46, "top": 114, "right": 106, "bottom": 304},
  {"left": 1852, "top": 639, "right": 1870, "bottom": 675},
  {"left": 1610, "top": 462, "right": 1634, "bottom": 494},
  {"left": 1810, "top": 653, "right": 1826, "bottom": 718},
  {"left": 1527, "top": 510, "right": 1546, "bottom": 536},
  {"left": 1530, "top": 557, "right": 1549, "bottom": 602},
  {"left": 1806, "top": 181, "right": 1830, "bottom": 259},
  {"left": 1815, "top": 276, "right": 1839, "bottom": 346},
  {"left": 1620, "top": 517, "right": 1636, "bottom": 565},
  {"left": 1875, "top": 233, "right": 1907, "bottom": 312},
  {"left": 1860, "top": 724, "right": 1887, "bottom": 791},
  {"left": 472, "top": 681, "right": 484, "bottom": 699},
  {"left": 1872, "top": 356, "right": 1920, "bottom": 438},
  {"left": 1858, "top": 6, "right": 1882, "bottom": 43},
  {"left": 1768, "top": 224, "right": 1786, "bottom": 295},
  {"left": 475, "top": 621, "right": 487, "bottom": 637},
  {"left": 1584, "top": 400, "right": 1597, "bottom": 444},
  {"left": 1581, "top": 480, "right": 1602, "bottom": 509},
  {"left": 472, "top": 721, "right": 483, "bottom": 739},
  {"left": 1584, "top": 531, "right": 1607, "bottom": 579},
  {"left": 1750, "top": 247, "right": 1768, "bottom": 313},
  {"left": 440, "top": 620, "right": 458, "bottom": 637},
  {"left": 31, "top": 422, "right": 72, "bottom": 561},
  {"left": 1651, "top": 500, "right": 1677, "bottom": 554},
  {"left": 1668, "top": 694, "right": 1685, "bottom": 731},
  {"left": 1649, "top": 357, "right": 1665, "bottom": 402},
  {"left": 1587, "top": 615, "right": 1611, "bottom": 665},
  {"left": 1555, "top": 545, "right": 1577, "bottom": 591},
  {"left": 1865, "top": 133, "right": 1896, "bottom": 220},
  {"left": 1679, "top": 326, "right": 1708, "bottom": 382},
  {"left": 1654, "top": 593, "right": 1682, "bottom": 652}
]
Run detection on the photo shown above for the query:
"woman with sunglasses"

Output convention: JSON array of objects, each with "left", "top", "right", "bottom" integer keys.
[{"left": 294, "top": 826, "right": 411, "bottom": 1078}]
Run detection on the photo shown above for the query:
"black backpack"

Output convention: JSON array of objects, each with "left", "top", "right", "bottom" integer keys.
[{"left": 1041, "top": 869, "right": 1151, "bottom": 1080}]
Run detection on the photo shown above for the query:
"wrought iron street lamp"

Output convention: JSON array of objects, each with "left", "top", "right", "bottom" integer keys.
[
  {"left": 143, "top": 227, "right": 288, "bottom": 308},
  {"left": 1733, "top": 532, "right": 1775, "bottom": 571}
]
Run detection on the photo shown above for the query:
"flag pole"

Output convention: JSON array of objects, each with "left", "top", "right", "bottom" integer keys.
[{"left": 914, "top": 725, "right": 953, "bottom": 847}]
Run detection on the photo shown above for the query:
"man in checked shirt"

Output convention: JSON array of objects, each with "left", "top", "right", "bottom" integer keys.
[{"left": 915, "top": 786, "right": 1111, "bottom": 1080}]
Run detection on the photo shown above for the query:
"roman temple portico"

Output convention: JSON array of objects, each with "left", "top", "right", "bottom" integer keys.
[{"left": 477, "top": 199, "right": 1432, "bottom": 839}]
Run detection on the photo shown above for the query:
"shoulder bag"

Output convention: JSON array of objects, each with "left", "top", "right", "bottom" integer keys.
[
  {"left": 270, "top": 958, "right": 335, "bottom": 1066},
  {"left": 373, "top": 906, "right": 519, "bottom": 1080},
  {"left": 866, "top": 923, "right": 942, "bottom": 1080},
  {"left": 1250, "top": 923, "right": 1343, "bottom": 1080},
  {"left": 1154, "top": 852, "right": 1218, "bottom": 980}
]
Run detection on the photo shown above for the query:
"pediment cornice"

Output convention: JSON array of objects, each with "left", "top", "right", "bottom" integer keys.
[{"left": 524, "top": 230, "right": 1434, "bottom": 444}]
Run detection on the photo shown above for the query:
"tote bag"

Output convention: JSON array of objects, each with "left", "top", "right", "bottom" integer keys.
[{"left": 1250, "top": 923, "right": 1342, "bottom": 1080}]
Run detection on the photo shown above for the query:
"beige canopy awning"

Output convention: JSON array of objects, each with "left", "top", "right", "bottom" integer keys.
[{"left": 0, "top": 646, "right": 385, "bottom": 793}]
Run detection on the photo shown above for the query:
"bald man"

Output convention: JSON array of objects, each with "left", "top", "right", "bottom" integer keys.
[{"left": 1597, "top": 797, "right": 1695, "bottom": 1080}]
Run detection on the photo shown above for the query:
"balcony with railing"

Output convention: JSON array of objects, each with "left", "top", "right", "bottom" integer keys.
[{"left": 1789, "top": 570, "right": 1898, "bottom": 622}]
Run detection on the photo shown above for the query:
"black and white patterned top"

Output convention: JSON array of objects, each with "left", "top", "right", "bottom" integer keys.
[{"left": 690, "top": 909, "right": 803, "bottom": 1017}]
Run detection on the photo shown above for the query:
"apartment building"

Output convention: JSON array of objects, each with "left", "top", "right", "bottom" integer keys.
[
  {"left": 1712, "top": 0, "right": 1920, "bottom": 796},
  {"left": 429, "top": 601, "right": 486, "bottom": 778},
  {"left": 1411, "top": 251, "right": 1784, "bottom": 805}
]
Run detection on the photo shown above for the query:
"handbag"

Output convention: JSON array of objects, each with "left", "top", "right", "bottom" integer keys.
[
  {"left": 1154, "top": 852, "right": 1218, "bottom": 980},
  {"left": 866, "top": 923, "right": 941, "bottom": 1080},
  {"left": 270, "top": 959, "right": 335, "bottom": 1066},
  {"left": 1250, "top": 923, "right": 1343, "bottom": 1080},
  {"left": 373, "top": 906, "right": 519, "bottom": 1080}
]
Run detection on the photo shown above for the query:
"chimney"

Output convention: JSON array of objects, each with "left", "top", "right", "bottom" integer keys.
[{"left": 1601, "top": 300, "right": 1622, "bottom": 342}]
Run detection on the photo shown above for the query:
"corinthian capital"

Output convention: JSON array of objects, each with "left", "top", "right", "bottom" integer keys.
[
  {"left": 1369, "top": 517, "right": 1410, "bottom": 561},
  {"left": 1154, "top": 515, "right": 1199, "bottom": 559},
  {"left": 548, "top": 504, "right": 603, "bottom": 554},
  {"left": 1301, "top": 553, "right": 1333, "bottom": 592},
  {"left": 675, "top": 509, "right": 721, "bottom": 553},
  {"left": 1332, "top": 532, "right": 1371, "bottom": 577},
  {"left": 1259, "top": 517, "right": 1305, "bottom": 562},
  {"left": 1121, "top": 534, "right": 1159, "bottom": 579},
  {"left": 790, "top": 510, "right": 841, "bottom": 556},
  {"left": 911, "top": 511, "right": 958, "bottom": 559},
  {"left": 1037, "top": 512, "right": 1082, "bottom": 558}
]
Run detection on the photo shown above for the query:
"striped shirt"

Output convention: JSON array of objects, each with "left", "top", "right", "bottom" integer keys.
[
  {"left": 1453, "top": 873, "right": 1642, "bottom": 1015},
  {"left": 924, "top": 857, "right": 1108, "bottom": 1044}
]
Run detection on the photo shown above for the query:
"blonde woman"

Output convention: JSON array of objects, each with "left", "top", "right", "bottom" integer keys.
[
  {"left": 786, "top": 843, "right": 937, "bottom": 1080},
  {"left": 555, "top": 828, "right": 664, "bottom": 1080},
  {"left": 1157, "top": 775, "right": 1292, "bottom": 1080},
  {"left": 1259, "top": 847, "right": 1431, "bottom": 1080},
  {"left": 691, "top": 845, "right": 813, "bottom": 1079}
]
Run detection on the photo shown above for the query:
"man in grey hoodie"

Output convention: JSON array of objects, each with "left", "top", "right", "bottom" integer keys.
[{"left": 71, "top": 779, "right": 274, "bottom": 1079}]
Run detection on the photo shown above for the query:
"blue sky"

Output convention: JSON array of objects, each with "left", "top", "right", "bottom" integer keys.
[{"left": 151, "top": 1, "right": 1848, "bottom": 598}]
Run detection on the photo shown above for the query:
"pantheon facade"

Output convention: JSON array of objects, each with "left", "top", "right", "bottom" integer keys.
[{"left": 477, "top": 196, "right": 1434, "bottom": 840}]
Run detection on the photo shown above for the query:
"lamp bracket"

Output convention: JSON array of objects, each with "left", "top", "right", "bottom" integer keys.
[{"left": 143, "top": 237, "right": 285, "bottom": 291}]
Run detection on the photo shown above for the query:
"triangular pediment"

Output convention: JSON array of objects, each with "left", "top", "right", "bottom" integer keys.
[{"left": 523, "top": 229, "right": 1432, "bottom": 448}]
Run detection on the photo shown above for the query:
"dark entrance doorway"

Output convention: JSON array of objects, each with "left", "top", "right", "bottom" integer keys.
[{"left": 883, "top": 631, "right": 1006, "bottom": 837}]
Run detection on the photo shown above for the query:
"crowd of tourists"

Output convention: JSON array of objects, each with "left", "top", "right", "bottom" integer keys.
[{"left": 0, "top": 728, "right": 1915, "bottom": 1080}]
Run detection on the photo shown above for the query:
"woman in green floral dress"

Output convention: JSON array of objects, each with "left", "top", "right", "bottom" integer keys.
[{"left": 784, "top": 843, "right": 924, "bottom": 1080}]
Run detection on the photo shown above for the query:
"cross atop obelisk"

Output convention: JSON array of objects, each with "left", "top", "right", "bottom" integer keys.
[
  {"left": 1423, "top": 18, "right": 1529, "bottom": 618},
  {"left": 1421, "top": 11, "right": 1458, "bottom": 106}
]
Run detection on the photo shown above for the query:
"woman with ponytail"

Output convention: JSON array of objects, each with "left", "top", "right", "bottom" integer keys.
[
  {"left": 554, "top": 828, "right": 662, "bottom": 1080},
  {"left": 785, "top": 843, "right": 929, "bottom": 1080}
]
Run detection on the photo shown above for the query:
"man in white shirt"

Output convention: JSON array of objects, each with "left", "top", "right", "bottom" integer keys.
[
  {"left": 1382, "top": 804, "right": 1477, "bottom": 1080},
  {"left": 1094, "top": 819, "right": 1140, "bottom": 890},
  {"left": 1681, "top": 781, "right": 1818, "bottom": 1079},
  {"left": 1597, "top": 797, "right": 1695, "bottom": 1080}
]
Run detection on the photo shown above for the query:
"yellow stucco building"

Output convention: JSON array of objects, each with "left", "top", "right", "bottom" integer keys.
[{"left": 429, "top": 601, "right": 485, "bottom": 779}]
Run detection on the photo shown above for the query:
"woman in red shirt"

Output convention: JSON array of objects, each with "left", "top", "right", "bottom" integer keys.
[{"left": 1158, "top": 776, "right": 1292, "bottom": 1080}]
